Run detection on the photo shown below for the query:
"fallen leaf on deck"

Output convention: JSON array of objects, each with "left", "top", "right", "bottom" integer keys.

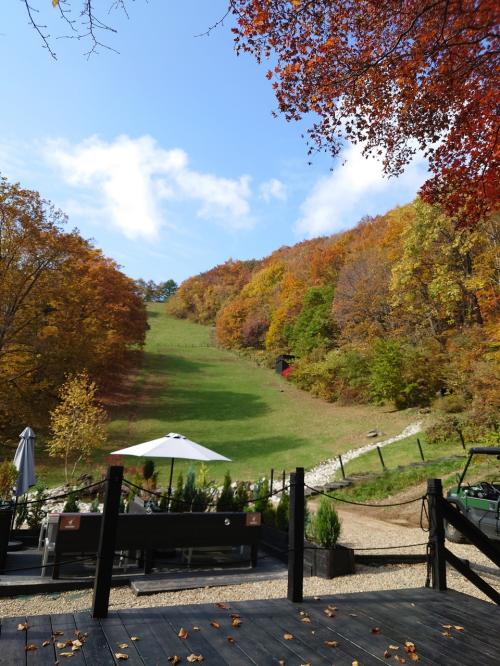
[
  {"left": 56, "top": 642, "right": 67, "bottom": 649},
  {"left": 324, "top": 608, "right": 335, "bottom": 618},
  {"left": 71, "top": 646, "right": 80, "bottom": 652},
  {"left": 227, "top": 636, "right": 235, "bottom": 644},
  {"left": 384, "top": 650, "right": 392, "bottom": 658},
  {"left": 115, "top": 653, "right": 129, "bottom": 660},
  {"left": 441, "top": 630, "right": 451, "bottom": 638},
  {"left": 404, "top": 641, "right": 416, "bottom": 653},
  {"left": 42, "top": 640, "right": 51, "bottom": 647},
  {"left": 216, "top": 602, "right": 230, "bottom": 610},
  {"left": 454, "top": 626, "right": 464, "bottom": 632},
  {"left": 178, "top": 627, "right": 188, "bottom": 639},
  {"left": 25, "top": 644, "right": 37, "bottom": 652},
  {"left": 371, "top": 627, "right": 381, "bottom": 634},
  {"left": 193, "top": 626, "right": 200, "bottom": 631},
  {"left": 53, "top": 630, "right": 64, "bottom": 636},
  {"left": 442, "top": 624, "right": 452, "bottom": 629},
  {"left": 130, "top": 636, "right": 140, "bottom": 641},
  {"left": 389, "top": 645, "right": 399, "bottom": 650},
  {"left": 210, "top": 621, "right": 220, "bottom": 629},
  {"left": 409, "top": 654, "right": 420, "bottom": 662},
  {"left": 231, "top": 617, "right": 242, "bottom": 628},
  {"left": 324, "top": 640, "right": 339, "bottom": 648},
  {"left": 300, "top": 617, "right": 311, "bottom": 624},
  {"left": 117, "top": 642, "right": 129, "bottom": 649},
  {"left": 394, "top": 656, "right": 406, "bottom": 664},
  {"left": 349, "top": 613, "right": 357, "bottom": 617},
  {"left": 352, "top": 661, "right": 359, "bottom": 666},
  {"left": 283, "top": 632, "right": 294, "bottom": 640},
  {"left": 59, "top": 653, "right": 74, "bottom": 658},
  {"left": 168, "top": 656, "right": 181, "bottom": 665},
  {"left": 72, "top": 640, "right": 83, "bottom": 648},
  {"left": 17, "top": 623, "right": 28, "bottom": 631},
  {"left": 186, "top": 654, "right": 204, "bottom": 662},
  {"left": 278, "top": 660, "right": 286, "bottom": 665}
]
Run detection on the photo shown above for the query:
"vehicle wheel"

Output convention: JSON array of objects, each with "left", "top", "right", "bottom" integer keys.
[{"left": 445, "top": 518, "right": 467, "bottom": 543}]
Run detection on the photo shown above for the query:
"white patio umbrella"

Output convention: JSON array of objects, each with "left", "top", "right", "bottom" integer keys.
[
  {"left": 11, "top": 427, "right": 37, "bottom": 532},
  {"left": 111, "top": 432, "right": 230, "bottom": 509}
]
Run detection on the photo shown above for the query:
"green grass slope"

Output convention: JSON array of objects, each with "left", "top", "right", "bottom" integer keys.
[{"left": 101, "top": 304, "right": 421, "bottom": 484}]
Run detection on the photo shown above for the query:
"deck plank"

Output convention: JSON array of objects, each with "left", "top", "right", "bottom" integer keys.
[
  {"left": 0, "top": 615, "right": 27, "bottom": 666},
  {"left": 25, "top": 614, "right": 55, "bottom": 666},
  {"left": 99, "top": 613, "right": 145, "bottom": 665},
  {"left": 72, "top": 612, "right": 116, "bottom": 666},
  {"left": 50, "top": 613, "right": 87, "bottom": 666},
  {"left": 118, "top": 608, "right": 188, "bottom": 664}
]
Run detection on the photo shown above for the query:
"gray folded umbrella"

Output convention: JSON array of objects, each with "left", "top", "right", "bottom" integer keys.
[{"left": 13, "top": 426, "right": 37, "bottom": 497}]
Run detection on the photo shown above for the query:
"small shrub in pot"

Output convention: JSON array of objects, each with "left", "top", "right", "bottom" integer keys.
[{"left": 309, "top": 498, "right": 341, "bottom": 548}]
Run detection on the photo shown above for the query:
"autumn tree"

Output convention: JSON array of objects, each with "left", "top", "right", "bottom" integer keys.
[
  {"left": 47, "top": 371, "right": 107, "bottom": 483},
  {"left": 233, "top": 0, "right": 499, "bottom": 223}
]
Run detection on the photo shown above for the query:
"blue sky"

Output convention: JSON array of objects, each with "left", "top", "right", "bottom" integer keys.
[{"left": 0, "top": 1, "right": 428, "bottom": 283}]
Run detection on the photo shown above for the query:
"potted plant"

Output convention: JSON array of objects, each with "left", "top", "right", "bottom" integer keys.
[
  {"left": 304, "top": 497, "right": 355, "bottom": 578},
  {"left": 0, "top": 461, "right": 17, "bottom": 571}
]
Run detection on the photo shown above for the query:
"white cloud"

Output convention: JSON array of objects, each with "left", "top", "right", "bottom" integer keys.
[
  {"left": 259, "top": 178, "right": 287, "bottom": 202},
  {"left": 296, "top": 142, "right": 428, "bottom": 237},
  {"left": 45, "top": 135, "right": 254, "bottom": 239}
]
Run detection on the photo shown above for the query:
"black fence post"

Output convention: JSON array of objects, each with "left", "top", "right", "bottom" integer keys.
[
  {"left": 282, "top": 470, "right": 286, "bottom": 491},
  {"left": 427, "top": 478, "right": 447, "bottom": 591},
  {"left": 376, "top": 446, "right": 386, "bottom": 470},
  {"left": 270, "top": 468, "right": 274, "bottom": 495},
  {"left": 92, "top": 465, "right": 123, "bottom": 618},
  {"left": 417, "top": 438, "right": 425, "bottom": 462},
  {"left": 338, "top": 455, "right": 346, "bottom": 480},
  {"left": 287, "top": 467, "right": 304, "bottom": 603}
]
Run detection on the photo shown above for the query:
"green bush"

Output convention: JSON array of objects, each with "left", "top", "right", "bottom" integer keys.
[
  {"left": 234, "top": 482, "right": 249, "bottom": 511},
  {"left": 25, "top": 483, "right": 48, "bottom": 529},
  {"left": 63, "top": 491, "right": 80, "bottom": 513},
  {"left": 253, "top": 478, "right": 272, "bottom": 514},
  {"left": 276, "top": 491, "right": 289, "bottom": 531},
  {"left": 182, "top": 468, "right": 197, "bottom": 510},
  {"left": 309, "top": 498, "right": 341, "bottom": 548},
  {"left": 425, "top": 415, "right": 464, "bottom": 448},
  {"left": 142, "top": 459, "right": 155, "bottom": 480},
  {"left": 217, "top": 471, "right": 236, "bottom": 512},
  {"left": 262, "top": 503, "right": 277, "bottom": 527},
  {"left": 89, "top": 497, "right": 100, "bottom": 512},
  {"left": 170, "top": 473, "right": 184, "bottom": 512}
]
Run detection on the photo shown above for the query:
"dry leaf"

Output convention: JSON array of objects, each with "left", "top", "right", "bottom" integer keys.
[
  {"left": 349, "top": 613, "right": 357, "bottom": 617},
  {"left": 59, "top": 653, "right": 74, "bottom": 658},
  {"left": 72, "top": 640, "right": 83, "bottom": 648},
  {"left": 25, "top": 644, "right": 37, "bottom": 652},
  {"left": 300, "top": 663, "right": 311, "bottom": 666},
  {"left": 71, "top": 646, "right": 80, "bottom": 653},
  {"left": 278, "top": 660, "right": 286, "bottom": 666},
  {"left": 371, "top": 627, "right": 381, "bottom": 634},
  {"left": 115, "top": 653, "right": 129, "bottom": 661},
  {"left": 324, "top": 608, "right": 335, "bottom": 618},
  {"left": 384, "top": 650, "right": 392, "bottom": 658},
  {"left": 42, "top": 640, "right": 51, "bottom": 647},
  {"left": 352, "top": 661, "right": 360, "bottom": 666},
  {"left": 394, "top": 657, "right": 406, "bottom": 664},
  {"left": 231, "top": 617, "right": 242, "bottom": 628},
  {"left": 53, "top": 630, "right": 64, "bottom": 636},
  {"left": 300, "top": 617, "right": 311, "bottom": 624},
  {"left": 409, "top": 654, "right": 420, "bottom": 662},
  {"left": 442, "top": 624, "right": 452, "bottom": 629},
  {"left": 117, "top": 643, "right": 129, "bottom": 649},
  {"left": 168, "top": 657, "right": 181, "bottom": 665},
  {"left": 216, "top": 602, "right": 230, "bottom": 610},
  {"left": 283, "top": 632, "right": 294, "bottom": 640},
  {"left": 404, "top": 641, "right": 416, "bottom": 653},
  {"left": 130, "top": 636, "right": 140, "bottom": 641},
  {"left": 441, "top": 631, "right": 451, "bottom": 638},
  {"left": 17, "top": 623, "right": 28, "bottom": 631},
  {"left": 56, "top": 642, "right": 67, "bottom": 649},
  {"left": 389, "top": 645, "right": 399, "bottom": 650},
  {"left": 210, "top": 621, "right": 220, "bottom": 629},
  {"left": 178, "top": 627, "right": 188, "bottom": 640},
  {"left": 186, "top": 654, "right": 204, "bottom": 663},
  {"left": 227, "top": 636, "right": 235, "bottom": 644},
  {"left": 454, "top": 626, "right": 464, "bottom": 632},
  {"left": 324, "top": 640, "right": 339, "bottom": 648}
]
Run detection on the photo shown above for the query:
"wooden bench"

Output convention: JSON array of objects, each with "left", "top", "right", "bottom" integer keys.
[{"left": 41, "top": 512, "right": 261, "bottom": 578}]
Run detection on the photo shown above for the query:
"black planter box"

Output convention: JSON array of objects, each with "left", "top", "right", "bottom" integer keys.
[
  {"left": 0, "top": 509, "right": 14, "bottom": 572},
  {"left": 261, "top": 525, "right": 289, "bottom": 562},
  {"left": 303, "top": 541, "right": 355, "bottom": 578}
]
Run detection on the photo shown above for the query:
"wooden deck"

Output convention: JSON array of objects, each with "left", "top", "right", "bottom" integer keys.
[{"left": 0, "top": 588, "right": 498, "bottom": 665}]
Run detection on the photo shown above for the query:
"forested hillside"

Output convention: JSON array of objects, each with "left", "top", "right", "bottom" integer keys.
[
  {"left": 0, "top": 177, "right": 148, "bottom": 442},
  {"left": 168, "top": 199, "right": 499, "bottom": 443}
]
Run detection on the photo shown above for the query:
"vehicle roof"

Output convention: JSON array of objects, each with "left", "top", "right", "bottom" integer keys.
[{"left": 469, "top": 447, "right": 500, "bottom": 455}]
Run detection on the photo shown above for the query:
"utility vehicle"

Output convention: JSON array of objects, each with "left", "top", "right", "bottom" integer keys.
[{"left": 445, "top": 446, "right": 500, "bottom": 543}]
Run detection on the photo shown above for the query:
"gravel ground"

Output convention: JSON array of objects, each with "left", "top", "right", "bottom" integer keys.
[{"left": 2, "top": 507, "right": 497, "bottom": 618}]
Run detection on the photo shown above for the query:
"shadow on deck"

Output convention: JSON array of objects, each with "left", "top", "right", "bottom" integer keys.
[{"left": 0, "top": 587, "right": 498, "bottom": 665}]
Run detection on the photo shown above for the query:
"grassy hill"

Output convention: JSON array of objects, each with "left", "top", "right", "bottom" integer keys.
[{"left": 36, "top": 304, "right": 423, "bottom": 486}]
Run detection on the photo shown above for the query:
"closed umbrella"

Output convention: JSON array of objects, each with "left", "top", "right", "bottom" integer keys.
[
  {"left": 13, "top": 427, "right": 36, "bottom": 497},
  {"left": 111, "top": 432, "right": 230, "bottom": 509}
]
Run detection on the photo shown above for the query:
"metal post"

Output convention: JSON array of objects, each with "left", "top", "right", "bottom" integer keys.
[
  {"left": 377, "top": 446, "right": 386, "bottom": 470},
  {"left": 338, "top": 455, "right": 346, "bottom": 480},
  {"left": 270, "top": 468, "right": 274, "bottom": 495},
  {"left": 166, "top": 458, "right": 174, "bottom": 511},
  {"left": 427, "top": 478, "right": 447, "bottom": 591},
  {"left": 92, "top": 465, "right": 123, "bottom": 618},
  {"left": 282, "top": 469, "right": 286, "bottom": 491},
  {"left": 287, "top": 467, "right": 304, "bottom": 602},
  {"left": 417, "top": 438, "right": 425, "bottom": 462}
]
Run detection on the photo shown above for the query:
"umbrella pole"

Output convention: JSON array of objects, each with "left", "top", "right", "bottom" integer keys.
[
  {"left": 166, "top": 458, "right": 175, "bottom": 512},
  {"left": 10, "top": 494, "right": 19, "bottom": 534}
]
